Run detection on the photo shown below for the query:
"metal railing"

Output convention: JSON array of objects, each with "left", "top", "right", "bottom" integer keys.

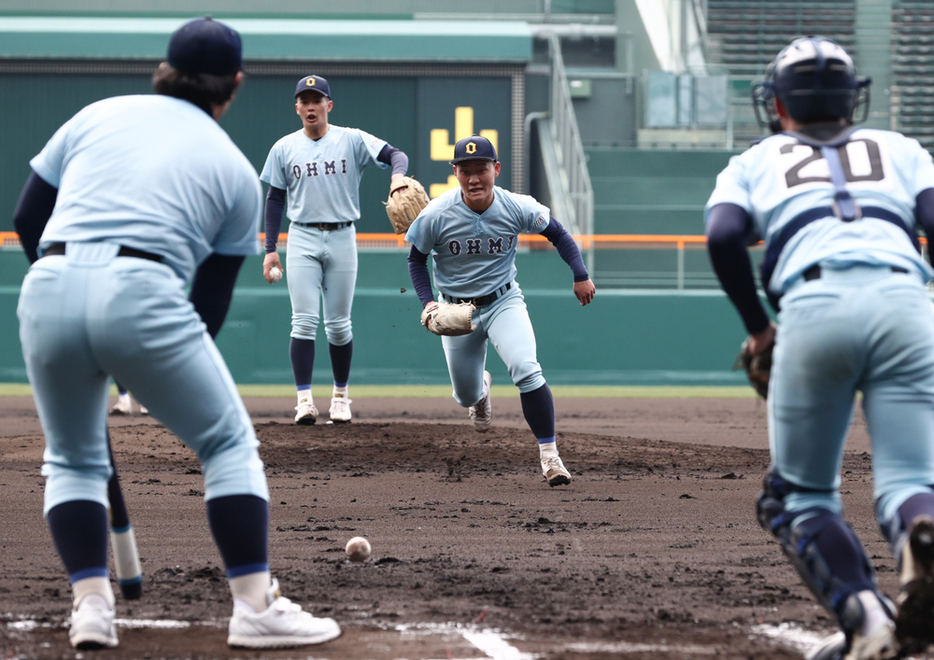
[{"left": 547, "top": 33, "right": 595, "bottom": 273}]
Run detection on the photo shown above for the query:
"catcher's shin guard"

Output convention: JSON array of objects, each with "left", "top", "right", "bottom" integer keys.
[{"left": 757, "top": 471, "right": 886, "bottom": 636}]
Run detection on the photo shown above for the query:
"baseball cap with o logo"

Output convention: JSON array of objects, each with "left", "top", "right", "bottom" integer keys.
[
  {"left": 294, "top": 75, "right": 331, "bottom": 99},
  {"left": 451, "top": 135, "right": 498, "bottom": 164}
]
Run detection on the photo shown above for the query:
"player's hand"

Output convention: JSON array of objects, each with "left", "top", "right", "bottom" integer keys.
[
  {"left": 747, "top": 321, "right": 777, "bottom": 356},
  {"left": 390, "top": 172, "right": 408, "bottom": 196},
  {"left": 573, "top": 279, "right": 595, "bottom": 306},
  {"left": 263, "top": 252, "right": 283, "bottom": 283}
]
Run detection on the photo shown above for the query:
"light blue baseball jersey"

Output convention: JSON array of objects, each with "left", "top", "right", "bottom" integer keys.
[
  {"left": 259, "top": 125, "right": 387, "bottom": 224},
  {"left": 405, "top": 186, "right": 550, "bottom": 299},
  {"left": 30, "top": 95, "right": 261, "bottom": 281},
  {"left": 705, "top": 127, "right": 934, "bottom": 295}
]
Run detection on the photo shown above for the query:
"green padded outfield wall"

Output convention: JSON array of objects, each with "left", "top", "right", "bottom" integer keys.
[
  {"left": 0, "top": 249, "right": 753, "bottom": 386},
  {"left": 0, "top": 72, "right": 517, "bottom": 235}
]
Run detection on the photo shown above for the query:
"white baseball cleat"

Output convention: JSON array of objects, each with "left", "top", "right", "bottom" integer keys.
[
  {"left": 139, "top": 404, "right": 148, "bottom": 416},
  {"left": 328, "top": 396, "right": 352, "bottom": 423},
  {"left": 227, "top": 578, "right": 341, "bottom": 649},
  {"left": 109, "top": 397, "right": 133, "bottom": 416},
  {"left": 69, "top": 594, "right": 118, "bottom": 650},
  {"left": 294, "top": 399, "right": 318, "bottom": 425},
  {"left": 468, "top": 371, "right": 492, "bottom": 432},
  {"left": 541, "top": 455, "right": 572, "bottom": 487}
]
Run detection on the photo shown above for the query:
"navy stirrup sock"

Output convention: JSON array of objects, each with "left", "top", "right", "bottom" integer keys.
[
  {"left": 290, "top": 338, "right": 315, "bottom": 389},
  {"left": 206, "top": 495, "right": 269, "bottom": 577},
  {"left": 329, "top": 340, "right": 353, "bottom": 386},
  {"left": 520, "top": 383, "right": 556, "bottom": 439},
  {"left": 47, "top": 501, "right": 109, "bottom": 580}
]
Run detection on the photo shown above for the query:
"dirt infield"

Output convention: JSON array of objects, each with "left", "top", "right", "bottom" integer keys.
[{"left": 0, "top": 395, "right": 923, "bottom": 659}]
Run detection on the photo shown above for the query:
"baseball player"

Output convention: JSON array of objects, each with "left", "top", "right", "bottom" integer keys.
[
  {"left": 13, "top": 17, "right": 340, "bottom": 650},
  {"left": 707, "top": 37, "right": 934, "bottom": 660},
  {"left": 109, "top": 380, "right": 147, "bottom": 416},
  {"left": 405, "top": 135, "right": 595, "bottom": 487},
  {"left": 260, "top": 75, "right": 411, "bottom": 425}
]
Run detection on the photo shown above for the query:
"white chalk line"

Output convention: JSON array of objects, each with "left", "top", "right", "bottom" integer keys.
[{"left": 3, "top": 615, "right": 855, "bottom": 658}]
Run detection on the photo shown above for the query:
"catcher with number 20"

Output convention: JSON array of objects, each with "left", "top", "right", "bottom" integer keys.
[{"left": 406, "top": 136, "right": 595, "bottom": 487}]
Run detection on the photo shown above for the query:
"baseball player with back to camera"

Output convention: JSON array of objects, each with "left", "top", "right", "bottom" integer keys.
[
  {"left": 405, "top": 136, "right": 595, "bottom": 487},
  {"left": 706, "top": 37, "right": 934, "bottom": 660},
  {"left": 13, "top": 17, "right": 340, "bottom": 651},
  {"left": 261, "top": 75, "right": 421, "bottom": 425}
]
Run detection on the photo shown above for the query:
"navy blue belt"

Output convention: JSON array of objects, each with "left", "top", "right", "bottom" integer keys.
[
  {"left": 761, "top": 206, "right": 919, "bottom": 309},
  {"left": 803, "top": 264, "right": 908, "bottom": 281},
  {"left": 43, "top": 243, "right": 163, "bottom": 263},
  {"left": 291, "top": 221, "right": 352, "bottom": 230},
  {"left": 442, "top": 282, "right": 512, "bottom": 307}
]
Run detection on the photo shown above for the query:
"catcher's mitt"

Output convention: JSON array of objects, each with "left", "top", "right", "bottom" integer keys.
[
  {"left": 420, "top": 301, "right": 476, "bottom": 336},
  {"left": 384, "top": 176, "right": 430, "bottom": 234},
  {"left": 733, "top": 339, "right": 773, "bottom": 399}
]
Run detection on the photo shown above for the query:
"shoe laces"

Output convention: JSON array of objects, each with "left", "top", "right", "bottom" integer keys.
[{"left": 542, "top": 455, "right": 564, "bottom": 471}]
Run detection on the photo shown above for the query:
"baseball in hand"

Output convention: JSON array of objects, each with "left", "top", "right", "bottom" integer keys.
[
  {"left": 268, "top": 266, "right": 282, "bottom": 283},
  {"left": 345, "top": 536, "right": 371, "bottom": 562}
]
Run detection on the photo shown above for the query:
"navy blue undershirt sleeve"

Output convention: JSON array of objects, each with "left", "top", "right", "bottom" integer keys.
[
  {"left": 378, "top": 144, "right": 409, "bottom": 177},
  {"left": 706, "top": 203, "right": 771, "bottom": 335},
  {"left": 189, "top": 254, "right": 246, "bottom": 339},
  {"left": 915, "top": 188, "right": 934, "bottom": 249},
  {"left": 264, "top": 186, "right": 286, "bottom": 254},
  {"left": 13, "top": 172, "right": 58, "bottom": 264},
  {"left": 540, "top": 217, "right": 589, "bottom": 282},
  {"left": 407, "top": 246, "right": 435, "bottom": 307}
]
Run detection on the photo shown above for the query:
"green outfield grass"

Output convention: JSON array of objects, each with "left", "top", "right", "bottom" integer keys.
[{"left": 0, "top": 383, "right": 757, "bottom": 398}]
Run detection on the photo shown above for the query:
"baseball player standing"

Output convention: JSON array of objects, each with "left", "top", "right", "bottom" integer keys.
[
  {"left": 707, "top": 37, "right": 934, "bottom": 660},
  {"left": 406, "top": 136, "right": 595, "bottom": 487},
  {"left": 260, "top": 75, "right": 411, "bottom": 425},
  {"left": 13, "top": 17, "right": 340, "bottom": 651}
]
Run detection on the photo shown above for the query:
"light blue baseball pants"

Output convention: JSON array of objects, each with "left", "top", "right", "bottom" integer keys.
[
  {"left": 769, "top": 264, "right": 934, "bottom": 529},
  {"left": 285, "top": 223, "right": 356, "bottom": 346},
  {"left": 442, "top": 285, "right": 547, "bottom": 406},
  {"left": 17, "top": 242, "right": 268, "bottom": 515}
]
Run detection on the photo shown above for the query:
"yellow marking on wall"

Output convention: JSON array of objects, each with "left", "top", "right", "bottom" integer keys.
[
  {"left": 429, "top": 107, "right": 499, "bottom": 162},
  {"left": 430, "top": 175, "right": 460, "bottom": 198}
]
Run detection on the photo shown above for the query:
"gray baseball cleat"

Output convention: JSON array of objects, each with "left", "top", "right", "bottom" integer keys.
[
  {"left": 468, "top": 371, "right": 492, "bottom": 432},
  {"left": 294, "top": 399, "right": 318, "bottom": 425},
  {"left": 541, "top": 455, "right": 572, "bottom": 487}
]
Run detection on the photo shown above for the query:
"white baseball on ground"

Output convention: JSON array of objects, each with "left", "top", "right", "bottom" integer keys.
[
  {"left": 268, "top": 266, "right": 282, "bottom": 283},
  {"left": 345, "top": 536, "right": 371, "bottom": 562}
]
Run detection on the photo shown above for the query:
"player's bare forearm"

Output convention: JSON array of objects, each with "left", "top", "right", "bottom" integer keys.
[{"left": 574, "top": 279, "right": 595, "bottom": 306}]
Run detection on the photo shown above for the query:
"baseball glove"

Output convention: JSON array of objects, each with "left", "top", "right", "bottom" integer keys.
[
  {"left": 420, "top": 301, "right": 476, "bottom": 336},
  {"left": 734, "top": 339, "right": 773, "bottom": 399},
  {"left": 384, "top": 176, "right": 430, "bottom": 234}
]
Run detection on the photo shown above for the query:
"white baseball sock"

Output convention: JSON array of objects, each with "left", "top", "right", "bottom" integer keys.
[{"left": 229, "top": 571, "right": 272, "bottom": 613}]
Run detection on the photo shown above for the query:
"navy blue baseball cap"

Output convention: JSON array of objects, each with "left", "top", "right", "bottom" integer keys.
[
  {"left": 451, "top": 135, "right": 498, "bottom": 164},
  {"left": 295, "top": 75, "right": 331, "bottom": 99},
  {"left": 167, "top": 17, "right": 242, "bottom": 76}
]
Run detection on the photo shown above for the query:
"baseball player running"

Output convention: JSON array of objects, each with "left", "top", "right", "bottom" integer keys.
[
  {"left": 109, "top": 380, "right": 147, "bottom": 416},
  {"left": 13, "top": 17, "right": 340, "bottom": 651},
  {"left": 707, "top": 37, "right": 934, "bottom": 660},
  {"left": 405, "top": 136, "right": 595, "bottom": 487},
  {"left": 261, "top": 75, "right": 411, "bottom": 425}
]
